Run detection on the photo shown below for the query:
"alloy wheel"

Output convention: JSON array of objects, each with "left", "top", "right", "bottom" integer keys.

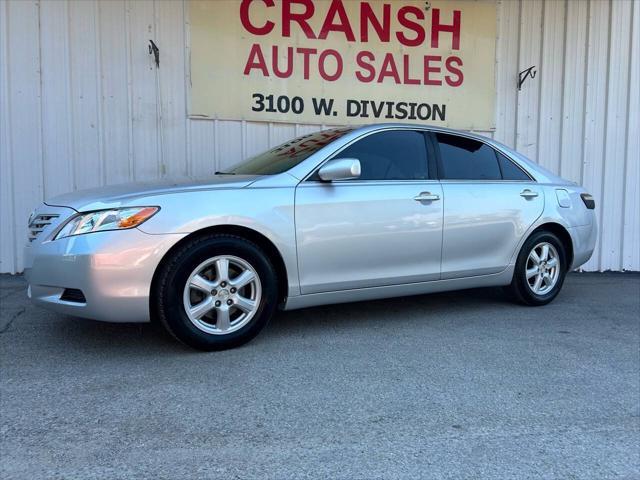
[
  {"left": 183, "top": 255, "right": 262, "bottom": 335},
  {"left": 525, "top": 242, "right": 560, "bottom": 295}
]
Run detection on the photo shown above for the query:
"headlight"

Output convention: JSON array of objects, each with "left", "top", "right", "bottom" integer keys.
[{"left": 54, "top": 207, "right": 159, "bottom": 240}]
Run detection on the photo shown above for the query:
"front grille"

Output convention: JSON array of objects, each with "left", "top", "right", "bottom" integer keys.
[
  {"left": 60, "top": 288, "right": 86, "bottom": 303},
  {"left": 28, "top": 214, "right": 59, "bottom": 242}
]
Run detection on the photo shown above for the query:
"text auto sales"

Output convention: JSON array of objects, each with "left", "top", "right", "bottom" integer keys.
[{"left": 240, "top": 0, "right": 463, "bottom": 121}]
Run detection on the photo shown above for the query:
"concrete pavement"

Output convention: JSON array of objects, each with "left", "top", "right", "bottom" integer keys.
[{"left": 1, "top": 273, "right": 639, "bottom": 479}]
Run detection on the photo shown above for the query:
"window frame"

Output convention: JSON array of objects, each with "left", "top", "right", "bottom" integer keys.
[
  {"left": 428, "top": 132, "right": 534, "bottom": 182},
  {"left": 304, "top": 128, "right": 438, "bottom": 183}
]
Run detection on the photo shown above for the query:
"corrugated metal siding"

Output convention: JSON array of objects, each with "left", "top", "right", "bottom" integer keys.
[{"left": 0, "top": 0, "right": 638, "bottom": 273}]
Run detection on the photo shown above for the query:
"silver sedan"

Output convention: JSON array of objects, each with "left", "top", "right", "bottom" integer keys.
[{"left": 25, "top": 124, "right": 597, "bottom": 350}]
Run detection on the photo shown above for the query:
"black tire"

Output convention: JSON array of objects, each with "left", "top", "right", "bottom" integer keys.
[
  {"left": 152, "top": 234, "right": 278, "bottom": 351},
  {"left": 507, "top": 230, "right": 568, "bottom": 306}
]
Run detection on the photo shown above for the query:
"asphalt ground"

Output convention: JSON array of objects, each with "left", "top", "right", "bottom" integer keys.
[{"left": 1, "top": 273, "right": 639, "bottom": 479}]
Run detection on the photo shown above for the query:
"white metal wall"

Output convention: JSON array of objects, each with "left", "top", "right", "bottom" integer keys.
[{"left": 1, "top": 0, "right": 638, "bottom": 273}]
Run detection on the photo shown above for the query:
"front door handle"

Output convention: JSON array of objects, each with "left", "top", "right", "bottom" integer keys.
[
  {"left": 520, "top": 189, "right": 539, "bottom": 199},
  {"left": 414, "top": 192, "right": 440, "bottom": 202}
]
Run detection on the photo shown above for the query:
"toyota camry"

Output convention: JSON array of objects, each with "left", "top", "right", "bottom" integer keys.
[{"left": 25, "top": 124, "right": 597, "bottom": 350}]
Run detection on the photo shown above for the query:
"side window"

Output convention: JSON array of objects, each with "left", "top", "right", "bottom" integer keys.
[
  {"left": 436, "top": 133, "right": 501, "bottom": 180},
  {"left": 333, "top": 130, "right": 428, "bottom": 180},
  {"left": 497, "top": 152, "right": 531, "bottom": 181}
]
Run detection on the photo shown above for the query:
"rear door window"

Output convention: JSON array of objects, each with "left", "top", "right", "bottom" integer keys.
[{"left": 435, "top": 133, "right": 501, "bottom": 180}]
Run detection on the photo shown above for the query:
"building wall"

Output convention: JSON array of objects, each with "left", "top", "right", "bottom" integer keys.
[{"left": 1, "top": 0, "right": 638, "bottom": 273}]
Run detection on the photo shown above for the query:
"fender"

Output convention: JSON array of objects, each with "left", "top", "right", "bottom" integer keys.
[
  {"left": 137, "top": 185, "right": 301, "bottom": 297},
  {"left": 507, "top": 184, "right": 596, "bottom": 270}
]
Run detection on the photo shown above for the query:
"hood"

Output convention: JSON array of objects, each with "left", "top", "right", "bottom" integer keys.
[{"left": 45, "top": 175, "right": 260, "bottom": 211}]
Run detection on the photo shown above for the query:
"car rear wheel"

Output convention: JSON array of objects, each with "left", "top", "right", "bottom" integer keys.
[
  {"left": 153, "top": 234, "right": 278, "bottom": 350},
  {"left": 507, "top": 230, "right": 568, "bottom": 306}
]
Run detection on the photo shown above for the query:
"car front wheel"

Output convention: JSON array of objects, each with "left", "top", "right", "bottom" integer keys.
[{"left": 153, "top": 234, "right": 278, "bottom": 350}]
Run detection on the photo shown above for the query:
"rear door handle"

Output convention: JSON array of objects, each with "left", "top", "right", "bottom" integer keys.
[
  {"left": 520, "top": 189, "right": 539, "bottom": 199},
  {"left": 414, "top": 192, "right": 440, "bottom": 202}
]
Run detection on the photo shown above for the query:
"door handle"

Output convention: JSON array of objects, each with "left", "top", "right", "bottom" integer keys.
[
  {"left": 520, "top": 189, "right": 539, "bottom": 199},
  {"left": 413, "top": 192, "right": 440, "bottom": 202}
]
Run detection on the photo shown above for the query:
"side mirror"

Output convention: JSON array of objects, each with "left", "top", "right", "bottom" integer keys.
[{"left": 317, "top": 158, "right": 361, "bottom": 181}]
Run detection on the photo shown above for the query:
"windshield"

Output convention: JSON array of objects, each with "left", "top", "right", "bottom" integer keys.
[{"left": 226, "top": 127, "right": 354, "bottom": 175}]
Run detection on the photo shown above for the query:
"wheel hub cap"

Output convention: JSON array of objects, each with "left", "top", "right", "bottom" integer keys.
[
  {"left": 525, "top": 242, "right": 560, "bottom": 295},
  {"left": 183, "top": 255, "right": 262, "bottom": 335}
]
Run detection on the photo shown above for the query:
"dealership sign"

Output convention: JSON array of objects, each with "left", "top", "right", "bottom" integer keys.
[{"left": 189, "top": 0, "right": 496, "bottom": 130}]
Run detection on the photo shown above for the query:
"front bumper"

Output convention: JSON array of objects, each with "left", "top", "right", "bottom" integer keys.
[{"left": 25, "top": 226, "right": 186, "bottom": 323}]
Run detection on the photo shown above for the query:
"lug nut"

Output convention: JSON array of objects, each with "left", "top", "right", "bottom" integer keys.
[
  {"left": 226, "top": 299, "right": 233, "bottom": 306},
  {"left": 220, "top": 281, "right": 227, "bottom": 287},
  {"left": 211, "top": 289, "right": 217, "bottom": 296},
  {"left": 230, "top": 287, "right": 236, "bottom": 293},
  {"left": 215, "top": 300, "right": 221, "bottom": 307}
]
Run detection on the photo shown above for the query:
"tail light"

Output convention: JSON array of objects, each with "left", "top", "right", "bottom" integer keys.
[{"left": 580, "top": 193, "right": 595, "bottom": 210}]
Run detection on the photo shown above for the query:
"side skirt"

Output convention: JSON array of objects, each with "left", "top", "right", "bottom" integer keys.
[{"left": 283, "top": 265, "right": 515, "bottom": 311}]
